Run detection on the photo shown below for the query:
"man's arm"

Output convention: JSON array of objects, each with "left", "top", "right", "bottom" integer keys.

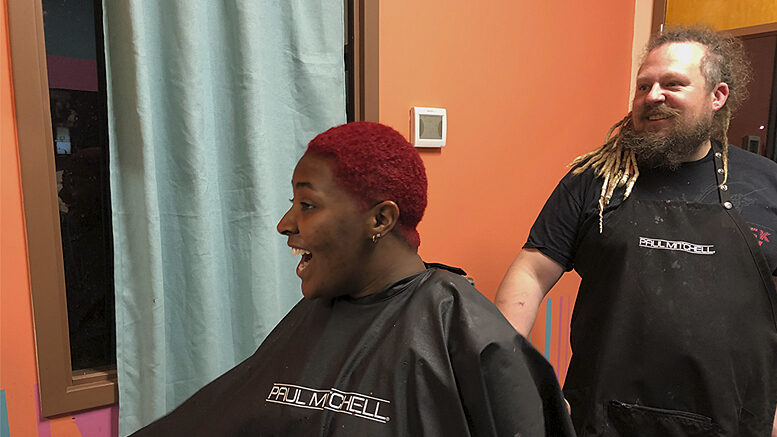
[{"left": 495, "top": 248, "right": 565, "bottom": 337}]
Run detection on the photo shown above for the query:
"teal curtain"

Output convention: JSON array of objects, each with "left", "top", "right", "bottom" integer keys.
[{"left": 102, "top": 1, "right": 345, "bottom": 435}]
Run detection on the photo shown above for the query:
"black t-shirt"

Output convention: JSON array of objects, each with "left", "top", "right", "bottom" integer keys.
[{"left": 526, "top": 144, "right": 777, "bottom": 275}]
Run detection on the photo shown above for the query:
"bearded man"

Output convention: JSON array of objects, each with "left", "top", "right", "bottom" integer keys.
[{"left": 496, "top": 26, "right": 777, "bottom": 436}]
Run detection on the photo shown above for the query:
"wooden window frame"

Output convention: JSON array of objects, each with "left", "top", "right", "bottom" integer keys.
[
  {"left": 350, "top": 0, "right": 379, "bottom": 122},
  {"left": 7, "top": 0, "right": 116, "bottom": 417},
  {"left": 652, "top": 0, "right": 667, "bottom": 35}
]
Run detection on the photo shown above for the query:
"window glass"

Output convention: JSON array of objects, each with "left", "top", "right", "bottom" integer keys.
[{"left": 42, "top": 0, "right": 115, "bottom": 371}]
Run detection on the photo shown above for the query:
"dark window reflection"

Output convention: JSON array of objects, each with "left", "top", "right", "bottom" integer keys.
[
  {"left": 43, "top": 0, "right": 115, "bottom": 371},
  {"left": 727, "top": 34, "right": 777, "bottom": 160}
]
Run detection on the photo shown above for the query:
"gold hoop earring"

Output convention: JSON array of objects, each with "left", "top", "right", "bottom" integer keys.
[{"left": 371, "top": 233, "right": 381, "bottom": 244}]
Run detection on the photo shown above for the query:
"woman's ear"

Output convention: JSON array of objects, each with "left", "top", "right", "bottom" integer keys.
[{"left": 368, "top": 201, "right": 400, "bottom": 236}]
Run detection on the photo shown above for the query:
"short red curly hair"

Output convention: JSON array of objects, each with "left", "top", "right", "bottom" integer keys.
[{"left": 306, "top": 121, "right": 427, "bottom": 249}]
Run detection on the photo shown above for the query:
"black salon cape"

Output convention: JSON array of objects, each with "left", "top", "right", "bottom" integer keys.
[{"left": 131, "top": 268, "right": 574, "bottom": 436}]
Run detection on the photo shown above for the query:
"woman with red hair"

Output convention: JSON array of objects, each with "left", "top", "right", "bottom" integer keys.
[{"left": 132, "top": 122, "right": 573, "bottom": 436}]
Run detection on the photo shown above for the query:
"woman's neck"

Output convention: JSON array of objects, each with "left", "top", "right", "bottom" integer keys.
[{"left": 349, "top": 241, "right": 425, "bottom": 298}]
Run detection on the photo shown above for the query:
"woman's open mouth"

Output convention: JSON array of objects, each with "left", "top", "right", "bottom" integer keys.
[{"left": 292, "top": 247, "right": 312, "bottom": 275}]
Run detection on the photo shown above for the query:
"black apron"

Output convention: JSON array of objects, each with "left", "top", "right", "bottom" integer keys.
[{"left": 566, "top": 143, "right": 777, "bottom": 436}]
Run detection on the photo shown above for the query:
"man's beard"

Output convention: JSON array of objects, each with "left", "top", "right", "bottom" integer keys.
[{"left": 622, "top": 105, "right": 713, "bottom": 171}]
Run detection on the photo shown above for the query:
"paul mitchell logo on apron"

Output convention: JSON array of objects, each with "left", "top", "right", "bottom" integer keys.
[{"left": 639, "top": 236, "right": 716, "bottom": 255}]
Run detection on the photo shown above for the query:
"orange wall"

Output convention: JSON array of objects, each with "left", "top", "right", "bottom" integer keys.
[
  {"left": 379, "top": 0, "right": 636, "bottom": 378},
  {"left": 1, "top": 0, "right": 40, "bottom": 434},
  {"left": 666, "top": 0, "right": 777, "bottom": 30}
]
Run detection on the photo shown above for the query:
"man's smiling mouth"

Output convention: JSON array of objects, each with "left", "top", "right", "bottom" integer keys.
[{"left": 644, "top": 104, "right": 680, "bottom": 122}]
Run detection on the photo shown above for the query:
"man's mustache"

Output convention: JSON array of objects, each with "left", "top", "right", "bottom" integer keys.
[{"left": 643, "top": 104, "right": 681, "bottom": 119}]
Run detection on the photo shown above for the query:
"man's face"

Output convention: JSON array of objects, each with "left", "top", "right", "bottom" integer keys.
[
  {"left": 626, "top": 42, "right": 730, "bottom": 169},
  {"left": 632, "top": 42, "right": 714, "bottom": 134}
]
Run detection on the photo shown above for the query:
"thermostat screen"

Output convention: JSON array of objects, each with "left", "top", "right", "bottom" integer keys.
[{"left": 419, "top": 114, "right": 443, "bottom": 139}]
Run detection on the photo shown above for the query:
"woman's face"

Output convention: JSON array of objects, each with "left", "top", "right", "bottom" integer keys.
[{"left": 277, "top": 154, "right": 373, "bottom": 300}]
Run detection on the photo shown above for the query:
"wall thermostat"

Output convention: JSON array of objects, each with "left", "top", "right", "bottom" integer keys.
[{"left": 410, "top": 107, "right": 446, "bottom": 148}]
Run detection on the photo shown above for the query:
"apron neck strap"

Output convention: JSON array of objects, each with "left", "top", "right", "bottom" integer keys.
[{"left": 711, "top": 141, "right": 733, "bottom": 209}]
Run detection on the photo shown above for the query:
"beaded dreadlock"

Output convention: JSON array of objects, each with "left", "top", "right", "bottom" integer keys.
[
  {"left": 571, "top": 26, "right": 751, "bottom": 233},
  {"left": 570, "top": 113, "right": 639, "bottom": 233}
]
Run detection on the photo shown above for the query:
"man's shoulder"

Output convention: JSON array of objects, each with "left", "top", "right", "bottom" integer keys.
[
  {"left": 561, "top": 161, "right": 599, "bottom": 186},
  {"left": 727, "top": 146, "right": 777, "bottom": 200},
  {"left": 548, "top": 162, "right": 604, "bottom": 207},
  {"left": 728, "top": 145, "right": 777, "bottom": 177}
]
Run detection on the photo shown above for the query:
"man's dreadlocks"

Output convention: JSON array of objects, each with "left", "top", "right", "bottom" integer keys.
[{"left": 571, "top": 26, "right": 752, "bottom": 232}]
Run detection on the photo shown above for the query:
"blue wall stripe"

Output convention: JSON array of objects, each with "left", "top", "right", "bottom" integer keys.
[
  {"left": 1, "top": 389, "right": 10, "bottom": 437},
  {"left": 544, "top": 298, "right": 553, "bottom": 359}
]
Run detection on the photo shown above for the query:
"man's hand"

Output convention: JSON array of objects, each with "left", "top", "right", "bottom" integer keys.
[{"left": 495, "top": 249, "right": 564, "bottom": 336}]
